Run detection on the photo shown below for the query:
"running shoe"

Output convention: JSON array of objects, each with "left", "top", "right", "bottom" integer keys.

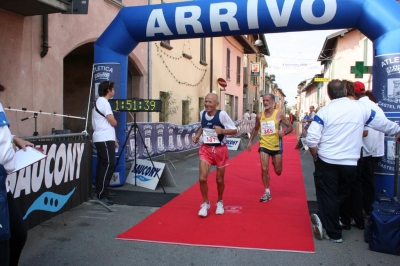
[
  {"left": 216, "top": 201, "right": 224, "bottom": 215},
  {"left": 260, "top": 191, "right": 272, "bottom": 202},
  {"left": 311, "top": 214, "right": 323, "bottom": 240},
  {"left": 198, "top": 202, "right": 210, "bottom": 217},
  {"left": 323, "top": 229, "right": 343, "bottom": 243},
  {"left": 340, "top": 219, "right": 351, "bottom": 230},
  {"left": 93, "top": 195, "right": 114, "bottom": 206},
  {"left": 106, "top": 191, "right": 116, "bottom": 198},
  {"left": 351, "top": 218, "right": 365, "bottom": 230},
  {"left": 100, "top": 197, "right": 114, "bottom": 206}
]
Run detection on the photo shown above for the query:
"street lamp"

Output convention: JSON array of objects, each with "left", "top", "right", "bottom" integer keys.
[{"left": 254, "top": 34, "right": 263, "bottom": 46}]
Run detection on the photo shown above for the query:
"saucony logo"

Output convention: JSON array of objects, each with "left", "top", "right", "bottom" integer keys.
[{"left": 23, "top": 188, "right": 76, "bottom": 220}]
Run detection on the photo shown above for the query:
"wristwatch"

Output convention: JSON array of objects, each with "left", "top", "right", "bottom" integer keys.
[
  {"left": 284, "top": 131, "right": 288, "bottom": 135},
  {"left": 313, "top": 154, "right": 318, "bottom": 160}
]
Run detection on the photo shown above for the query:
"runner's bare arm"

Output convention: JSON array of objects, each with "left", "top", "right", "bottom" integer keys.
[
  {"left": 213, "top": 126, "right": 237, "bottom": 135},
  {"left": 278, "top": 112, "right": 293, "bottom": 138},
  {"left": 247, "top": 113, "right": 261, "bottom": 151},
  {"left": 192, "top": 125, "right": 203, "bottom": 144}
]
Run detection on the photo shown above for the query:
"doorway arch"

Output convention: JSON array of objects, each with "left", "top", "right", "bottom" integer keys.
[{"left": 63, "top": 43, "right": 145, "bottom": 132}]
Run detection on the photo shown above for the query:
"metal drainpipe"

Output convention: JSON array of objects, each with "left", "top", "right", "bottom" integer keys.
[
  {"left": 40, "top": 15, "right": 49, "bottom": 58},
  {"left": 210, "top": 37, "right": 213, "bottom": 93}
]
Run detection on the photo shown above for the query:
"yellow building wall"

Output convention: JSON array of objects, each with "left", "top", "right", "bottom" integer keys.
[{"left": 150, "top": 38, "right": 211, "bottom": 124}]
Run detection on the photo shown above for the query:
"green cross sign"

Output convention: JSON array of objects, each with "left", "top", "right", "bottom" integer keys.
[{"left": 350, "top": 61, "right": 372, "bottom": 78}]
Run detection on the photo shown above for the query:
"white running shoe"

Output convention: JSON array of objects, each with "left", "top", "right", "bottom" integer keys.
[
  {"left": 260, "top": 191, "right": 272, "bottom": 202},
  {"left": 311, "top": 214, "right": 323, "bottom": 240},
  {"left": 198, "top": 202, "right": 210, "bottom": 217},
  {"left": 215, "top": 201, "right": 224, "bottom": 215},
  {"left": 323, "top": 229, "right": 343, "bottom": 243}
]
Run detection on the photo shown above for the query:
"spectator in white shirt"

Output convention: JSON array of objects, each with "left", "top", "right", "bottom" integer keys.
[
  {"left": 250, "top": 110, "right": 257, "bottom": 122},
  {"left": 243, "top": 109, "right": 250, "bottom": 120},
  {"left": 306, "top": 79, "right": 400, "bottom": 243}
]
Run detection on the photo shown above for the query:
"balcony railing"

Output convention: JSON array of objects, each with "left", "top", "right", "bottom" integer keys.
[{"left": 0, "top": 0, "right": 70, "bottom": 16}]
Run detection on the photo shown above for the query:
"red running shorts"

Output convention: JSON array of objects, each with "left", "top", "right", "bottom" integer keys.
[{"left": 199, "top": 144, "right": 229, "bottom": 168}]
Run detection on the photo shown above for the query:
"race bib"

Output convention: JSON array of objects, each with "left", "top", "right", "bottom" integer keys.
[
  {"left": 203, "top": 128, "right": 220, "bottom": 144},
  {"left": 261, "top": 121, "right": 276, "bottom": 135}
]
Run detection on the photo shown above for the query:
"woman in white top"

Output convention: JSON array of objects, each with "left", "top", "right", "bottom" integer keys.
[{"left": 0, "top": 83, "right": 33, "bottom": 266}]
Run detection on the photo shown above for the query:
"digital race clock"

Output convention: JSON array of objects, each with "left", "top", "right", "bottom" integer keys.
[{"left": 109, "top": 99, "right": 162, "bottom": 112}]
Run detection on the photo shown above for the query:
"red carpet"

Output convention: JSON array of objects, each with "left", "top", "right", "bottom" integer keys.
[{"left": 117, "top": 134, "right": 315, "bottom": 253}]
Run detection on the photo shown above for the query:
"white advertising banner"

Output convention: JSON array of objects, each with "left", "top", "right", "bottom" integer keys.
[
  {"left": 126, "top": 159, "right": 176, "bottom": 190},
  {"left": 226, "top": 138, "right": 241, "bottom": 150}
]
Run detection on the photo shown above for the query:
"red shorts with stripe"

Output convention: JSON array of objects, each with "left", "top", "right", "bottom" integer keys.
[{"left": 199, "top": 144, "right": 229, "bottom": 168}]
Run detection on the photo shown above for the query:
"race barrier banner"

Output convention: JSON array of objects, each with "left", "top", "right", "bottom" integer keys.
[
  {"left": 125, "top": 120, "right": 254, "bottom": 161},
  {"left": 125, "top": 159, "right": 176, "bottom": 190},
  {"left": 226, "top": 138, "right": 241, "bottom": 150},
  {"left": 8, "top": 139, "right": 92, "bottom": 230},
  {"left": 125, "top": 122, "right": 201, "bottom": 161}
]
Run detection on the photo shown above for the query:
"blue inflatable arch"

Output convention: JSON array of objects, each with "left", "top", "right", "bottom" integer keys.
[{"left": 95, "top": 0, "right": 400, "bottom": 188}]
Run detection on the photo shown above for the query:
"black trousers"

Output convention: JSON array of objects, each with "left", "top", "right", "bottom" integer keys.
[
  {"left": 94, "top": 141, "right": 116, "bottom": 199},
  {"left": 362, "top": 156, "right": 381, "bottom": 214},
  {"left": 314, "top": 158, "right": 357, "bottom": 240},
  {"left": 340, "top": 157, "right": 365, "bottom": 227},
  {"left": 0, "top": 192, "right": 28, "bottom": 266}
]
